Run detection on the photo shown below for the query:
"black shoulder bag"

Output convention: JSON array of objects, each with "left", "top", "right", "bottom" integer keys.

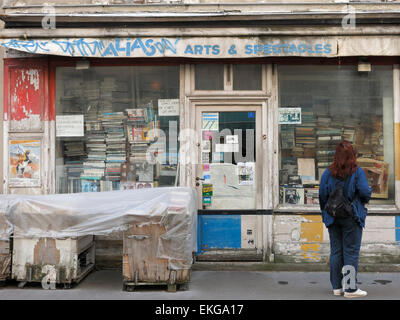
[{"left": 324, "top": 176, "right": 354, "bottom": 219}]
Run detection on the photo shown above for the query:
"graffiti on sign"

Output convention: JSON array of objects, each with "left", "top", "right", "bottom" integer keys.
[{"left": 0, "top": 37, "right": 337, "bottom": 58}]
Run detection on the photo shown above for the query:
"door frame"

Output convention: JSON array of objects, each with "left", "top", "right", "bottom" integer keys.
[
  {"left": 188, "top": 98, "right": 269, "bottom": 258},
  {"left": 194, "top": 104, "right": 264, "bottom": 210}
]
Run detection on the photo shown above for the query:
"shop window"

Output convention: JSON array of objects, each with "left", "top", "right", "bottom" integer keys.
[
  {"left": 233, "top": 64, "right": 262, "bottom": 91},
  {"left": 194, "top": 64, "right": 224, "bottom": 90},
  {"left": 55, "top": 66, "right": 180, "bottom": 193},
  {"left": 278, "top": 65, "right": 395, "bottom": 206}
]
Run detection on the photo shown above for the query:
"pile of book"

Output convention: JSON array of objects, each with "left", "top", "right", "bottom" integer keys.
[
  {"left": 315, "top": 114, "right": 342, "bottom": 177},
  {"left": 81, "top": 105, "right": 106, "bottom": 181},
  {"left": 280, "top": 127, "right": 295, "bottom": 149},
  {"left": 84, "top": 80, "right": 100, "bottom": 105},
  {"left": 58, "top": 141, "right": 85, "bottom": 193},
  {"left": 81, "top": 160, "right": 105, "bottom": 180},
  {"left": 101, "top": 112, "right": 127, "bottom": 183},
  {"left": 99, "top": 77, "right": 118, "bottom": 113},
  {"left": 126, "top": 106, "right": 157, "bottom": 163},
  {"left": 112, "top": 81, "right": 131, "bottom": 110},
  {"left": 293, "top": 107, "right": 316, "bottom": 158}
]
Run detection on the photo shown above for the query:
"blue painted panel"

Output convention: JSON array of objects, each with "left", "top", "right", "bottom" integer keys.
[
  {"left": 198, "top": 215, "right": 241, "bottom": 253},
  {"left": 395, "top": 216, "right": 400, "bottom": 244}
]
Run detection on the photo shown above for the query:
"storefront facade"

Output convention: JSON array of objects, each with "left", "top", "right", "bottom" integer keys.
[{"left": 1, "top": 2, "right": 400, "bottom": 265}]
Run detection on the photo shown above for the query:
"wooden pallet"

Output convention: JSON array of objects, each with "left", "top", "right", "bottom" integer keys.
[
  {"left": 17, "top": 262, "right": 95, "bottom": 289},
  {"left": 123, "top": 280, "right": 189, "bottom": 292},
  {"left": 123, "top": 269, "right": 190, "bottom": 292}
]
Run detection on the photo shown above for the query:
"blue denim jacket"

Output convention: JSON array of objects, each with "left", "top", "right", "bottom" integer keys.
[{"left": 319, "top": 166, "right": 372, "bottom": 228}]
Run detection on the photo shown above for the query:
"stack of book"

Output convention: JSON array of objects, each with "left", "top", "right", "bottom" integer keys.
[
  {"left": 292, "top": 107, "right": 316, "bottom": 158},
  {"left": 84, "top": 80, "right": 100, "bottom": 105},
  {"left": 126, "top": 107, "right": 154, "bottom": 163},
  {"left": 81, "top": 160, "right": 105, "bottom": 180},
  {"left": 99, "top": 77, "right": 117, "bottom": 113},
  {"left": 102, "top": 112, "right": 127, "bottom": 183},
  {"left": 315, "top": 124, "right": 342, "bottom": 178},
  {"left": 82, "top": 109, "right": 106, "bottom": 181},
  {"left": 59, "top": 141, "right": 85, "bottom": 193},
  {"left": 371, "top": 116, "right": 383, "bottom": 161},
  {"left": 112, "top": 81, "right": 131, "bottom": 110},
  {"left": 63, "top": 141, "right": 85, "bottom": 158},
  {"left": 280, "top": 126, "right": 295, "bottom": 149}
]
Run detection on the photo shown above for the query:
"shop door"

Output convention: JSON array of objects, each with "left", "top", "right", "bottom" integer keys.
[{"left": 195, "top": 106, "right": 263, "bottom": 261}]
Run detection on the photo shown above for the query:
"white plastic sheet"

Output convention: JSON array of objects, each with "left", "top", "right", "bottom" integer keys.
[
  {"left": 0, "top": 195, "right": 16, "bottom": 241},
  {"left": 0, "top": 187, "right": 198, "bottom": 263}
]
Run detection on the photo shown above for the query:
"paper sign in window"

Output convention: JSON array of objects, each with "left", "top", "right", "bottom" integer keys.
[
  {"left": 158, "top": 99, "right": 179, "bottom": 116},
  {"left": 56, "top": 115, "right": 84, "bottom": 137}
]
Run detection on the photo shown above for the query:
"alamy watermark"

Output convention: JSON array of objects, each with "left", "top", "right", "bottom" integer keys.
[
  {"left": 41, "top": 265, "right": 57, "bottom": 290},
  {"left": 342, "top": 265, "right": 357, "bottom": 291},
  {"left": 42, "top": 4, "right": 56, "bottom": 30},
  {"left": 341, "top": 5, "right": 356, "bottom": 30}
]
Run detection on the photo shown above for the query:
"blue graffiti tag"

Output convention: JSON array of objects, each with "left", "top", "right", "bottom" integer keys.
[{"left": 0, "top": 39, "right": 50, "bottom": 53}]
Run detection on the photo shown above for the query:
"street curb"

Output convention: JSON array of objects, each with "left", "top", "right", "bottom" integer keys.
[{"left": 192, "top": 262, "right": 400, "bottom": 273}]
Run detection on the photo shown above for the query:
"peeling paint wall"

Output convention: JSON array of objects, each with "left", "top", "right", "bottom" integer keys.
[
  {"left": 273, "top": 215, "right": 400, "bottom": 264},
  {"left": 9, "top": 68, "right": 42, "bottom": 132}
]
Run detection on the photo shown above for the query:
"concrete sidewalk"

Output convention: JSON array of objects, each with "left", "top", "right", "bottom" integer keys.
[{"left": 0, "top": 269, "right": 399, "bottom": 300}]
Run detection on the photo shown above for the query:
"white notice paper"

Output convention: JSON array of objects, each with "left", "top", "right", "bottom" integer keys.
[
  {"left": 56, "top": 115, "right": 84, "bottom": 137},
  {"left": 237, "top": 162, "right": 255, "bottom": 186},
  {"left": 158, "top": 99, "right": 180, "bottom": 116},
  {"left": 297, "top": 158, "right": 316, "bottom": 183}
]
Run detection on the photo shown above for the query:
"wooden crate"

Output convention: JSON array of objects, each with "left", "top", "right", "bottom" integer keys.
[
  {"left": 123, "top": 223, "right": 191, "bottom": 292},
  {"left": 0, "top": 240, "right": 11, "bottom": 284},
  {"left": 12, "top": 235, "right": 95, "bottom": 288}
]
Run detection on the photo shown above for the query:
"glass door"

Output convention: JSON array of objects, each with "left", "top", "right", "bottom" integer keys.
[{"left": 196, "top": 108, "right": 261, "bottom": 210}]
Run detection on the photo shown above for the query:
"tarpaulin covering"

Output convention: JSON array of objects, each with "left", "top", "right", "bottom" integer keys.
[
  {"left": 0, "top": 196, "right": 14, "bottom": 241},
  {"left": 0, "top": 187, "right": 198, "bottom": 264}
]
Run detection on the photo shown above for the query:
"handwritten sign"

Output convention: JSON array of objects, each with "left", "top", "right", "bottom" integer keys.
[
  {"left": 56, "top": 115, "right": 84, "bottom": 137},
  {"left": 158, "top": 99, "right": 180, "bottom": 116}
]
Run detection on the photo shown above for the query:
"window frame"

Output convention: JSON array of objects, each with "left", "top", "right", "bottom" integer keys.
[
  {"left": 273, "top": 59, "right": 400, "bottom": 213},
  {"left": 190, "top": 63, "right": 266, "bottom": 96},
  {"left": 50, "top": 58, "right": 183, "bottom": 194}
]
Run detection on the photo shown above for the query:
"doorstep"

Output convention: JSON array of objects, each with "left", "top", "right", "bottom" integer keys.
[{"left": 192, "top": 261, "right": 400, "bottom": 273}]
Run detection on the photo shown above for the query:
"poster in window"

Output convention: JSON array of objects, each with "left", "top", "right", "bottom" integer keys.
[
  {"left": 202, "top": 113, "right": 219, "bottom": 131},
  {"left": 278, "top": 107, "right": 302, "bottom": 125},
  {"left": 9, "top": 139, "right": 41, "bottom": 186},
  {"left": 237, "top": 162, "right": 255, "bottom": 186},
  {"left": 284, "top": 187, "right": 305, "bottom": 205}
]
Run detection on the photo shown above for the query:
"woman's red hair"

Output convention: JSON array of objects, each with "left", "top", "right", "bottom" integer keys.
[{"left": 329, "top": 141, "right": 358, "bottom": 179}]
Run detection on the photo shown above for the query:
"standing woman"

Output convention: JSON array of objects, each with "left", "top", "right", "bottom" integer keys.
[{"left": 319, "top": 141, "right": 372, "bottom": 298}]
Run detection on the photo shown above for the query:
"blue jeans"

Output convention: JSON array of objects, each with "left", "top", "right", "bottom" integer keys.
[{"left": 327, "top": 217, "right": 363, "bottom": 292}]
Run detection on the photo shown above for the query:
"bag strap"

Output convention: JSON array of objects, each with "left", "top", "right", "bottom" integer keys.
[{"left": 333, "top": 175, "right": 352, "bottom": 201}]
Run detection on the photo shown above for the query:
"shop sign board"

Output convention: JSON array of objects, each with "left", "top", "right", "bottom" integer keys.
[{"left": 0, "top": 37, "right": 338, "bottom": 58}]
